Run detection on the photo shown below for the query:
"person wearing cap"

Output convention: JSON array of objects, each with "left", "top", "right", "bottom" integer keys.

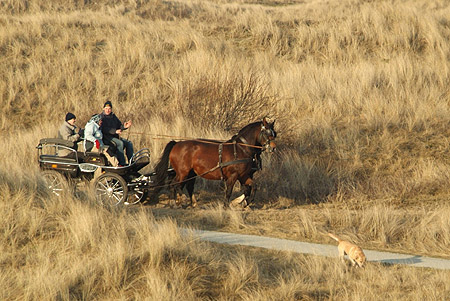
[
  {"left": 99, "top": 100, "right": 133, "bottom": 166},
  {"left": 57, "top": 112, "right": 81, "bottom": 156}
]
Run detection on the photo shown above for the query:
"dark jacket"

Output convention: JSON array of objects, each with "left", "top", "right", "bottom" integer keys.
[{"left": 100, "top": 112, "right": 126, "bottom": 139}]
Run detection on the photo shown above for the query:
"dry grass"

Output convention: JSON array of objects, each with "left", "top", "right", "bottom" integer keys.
[
  {"left": 1, "top": 175, "right": 449, "bottom": 300},
  {"left": 3, "top": 0, "right": 449, "bottom": 202},
  {"left": 152, "top": 200, "right": 450, "bottom": 259},
  {"left": 2, "top": 0, "right": 450, "bottom": 299}
]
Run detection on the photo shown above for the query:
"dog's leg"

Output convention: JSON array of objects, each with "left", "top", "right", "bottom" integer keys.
[{"left": 338, "top": 245, "right": 346, "bottom": 264}]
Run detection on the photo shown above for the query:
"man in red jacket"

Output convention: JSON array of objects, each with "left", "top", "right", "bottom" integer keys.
[{"left": 99, "top": 100, "right": 134, "bottom": 166}]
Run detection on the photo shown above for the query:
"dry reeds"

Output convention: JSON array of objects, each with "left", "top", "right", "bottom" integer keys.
[
  {"left": 2, "top": 175, "right": 449, "bottom": 299},
  {"left": 2, "top": 0, "right": 450, "bottom": 298},
  {"left": 3, "top": 0, "right": 448, "bottom": 203}
]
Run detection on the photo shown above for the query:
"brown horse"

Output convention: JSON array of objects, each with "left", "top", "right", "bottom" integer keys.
[{"left": 153, "top": 118, "right": 276, "bottom": 208}]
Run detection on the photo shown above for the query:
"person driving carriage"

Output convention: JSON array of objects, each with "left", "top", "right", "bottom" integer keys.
[{"left": 99, "top": 100, "right": 134, "bottom": 166}]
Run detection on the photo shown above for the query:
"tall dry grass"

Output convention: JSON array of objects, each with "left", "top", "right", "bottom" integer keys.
[
  {"left": 1, "top": 0, "right": 450, "bottom": 298},
  {"left": 1, "top": 0, "right": 449, "bottom": 203},
  {"left": 153, "top": 199, "right": 450, "bottom": 258},
  {"left": 1, "top": 174, "right": 450, "bottom": 300}
]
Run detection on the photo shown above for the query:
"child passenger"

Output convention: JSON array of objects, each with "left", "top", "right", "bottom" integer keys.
[
  {"left": 84, "top": 114, "right": 119, "bottom": 167},
  {"left": 84, "top": 114, "right": 104, "bottom": 152}
]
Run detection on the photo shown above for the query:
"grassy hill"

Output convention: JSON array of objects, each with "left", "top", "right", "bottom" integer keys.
[{"left": 1, "top": 0, "right": 450, "bottom": 299}]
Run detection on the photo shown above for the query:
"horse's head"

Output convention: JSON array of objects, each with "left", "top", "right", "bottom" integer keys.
[{"left": 259, "top": 117, "right": 277, "bottom": 152}]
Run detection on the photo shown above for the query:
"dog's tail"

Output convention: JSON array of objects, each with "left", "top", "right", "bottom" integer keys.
[{"left": 328, "top": 233, "right": 341, "bottom": 242}]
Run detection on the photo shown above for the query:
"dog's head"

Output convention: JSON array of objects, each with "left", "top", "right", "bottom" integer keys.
[{"left": 355, "top": 252, "right": 367, "bottom": 268}]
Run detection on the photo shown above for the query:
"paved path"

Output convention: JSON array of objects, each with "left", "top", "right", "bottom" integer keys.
[{"left": 185, "top": 229, "right": 450, "bottom": 270}]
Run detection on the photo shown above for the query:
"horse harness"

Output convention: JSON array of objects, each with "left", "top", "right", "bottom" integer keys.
[
  {"left": 216, "top": 123, "right": 274, "bottom": 180},
  {"left": 217, "top": 141, "right": 253, "bottom": 180},
  {"left": 166, "top": 136, "right": 263, "bottom": 185}
]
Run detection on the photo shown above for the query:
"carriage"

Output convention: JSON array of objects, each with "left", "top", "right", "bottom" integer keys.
[
  {"left": 37, "top": 118, "right": 276, "bottom": 208},
  {"left": 37, "top": 138, "right": 157, "bottom": 206}
]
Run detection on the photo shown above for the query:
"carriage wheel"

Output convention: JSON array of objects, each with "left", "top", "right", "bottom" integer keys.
[
  {"left": 41, "top": 170, "right": 69, "bottom": 197},
  {"left": 94, "top": 173, "right": 128, "bottom": 206},
  {"left": 125, "top": 189, "right": 148, "bottom": 205}
]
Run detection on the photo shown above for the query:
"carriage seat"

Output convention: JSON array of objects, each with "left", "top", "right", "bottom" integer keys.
[
  {"left": 39, "top": 138, "right": 76, "bottom": 149},
  {"left": 38, "top": 138, "right": 78, "bottom": 159},
  {"left": 78, "top": 151, "right": 108, "bottom": 166},
  {"left": 39, "top": 154, "right": 78, "bottom": 164}
]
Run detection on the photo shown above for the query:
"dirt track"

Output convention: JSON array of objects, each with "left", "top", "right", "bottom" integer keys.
[{"left": 184, "top": 229, "right": 450, "bottom": 270}]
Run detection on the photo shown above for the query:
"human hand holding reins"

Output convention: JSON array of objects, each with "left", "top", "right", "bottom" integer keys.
[
  {"left": 116, "top": 120, "right": 132, "bottom": 135},
  {"left": 124, "top": 120, "right": 132, "bottom": 129}
]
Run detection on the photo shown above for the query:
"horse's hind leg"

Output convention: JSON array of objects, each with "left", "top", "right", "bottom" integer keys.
[
  {"left": 169, "top": 174, "right": 184, "bottom": 206},
  {"left": 185, "top": 170, "right": 197, "bottom": 208}
]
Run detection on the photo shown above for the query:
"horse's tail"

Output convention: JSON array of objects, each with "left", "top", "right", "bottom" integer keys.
[{"left": 153, "top": 140, "right": 177, "bottom": 189}]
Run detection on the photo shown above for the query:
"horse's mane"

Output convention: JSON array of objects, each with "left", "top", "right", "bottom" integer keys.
[
  {"left": 196, "top": 122, "right": 262, "bottom": 143},
  {"left": 229, "top": 121, "right": 262, "bottom": 142}
]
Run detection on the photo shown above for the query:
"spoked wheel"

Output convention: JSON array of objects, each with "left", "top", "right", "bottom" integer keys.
[
  {"left": 125, "top": 189, "right": 148, "bottom": 205},
  {"left": 94, "top": 173, "right": 128, "bottom": 206},
  {"left": 41, "top": 170, "right": 69, "bottom": 197},
  {"left": 125, "top": 174, "right": 151, "bottom": 205}
]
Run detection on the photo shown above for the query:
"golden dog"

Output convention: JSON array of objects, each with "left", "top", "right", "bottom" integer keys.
[{"left": 328, "top": 233, "right": 366, "bottom": 268}]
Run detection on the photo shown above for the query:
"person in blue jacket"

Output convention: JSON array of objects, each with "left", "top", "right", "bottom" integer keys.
[
  {"left": 84, "top": 113, "right": 119, "bottom": 167},
  {"left": 84, "top": 114, "right": 104, "bottom": 152}
]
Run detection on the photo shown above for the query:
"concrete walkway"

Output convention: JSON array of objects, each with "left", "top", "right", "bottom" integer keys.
[{"left": 186, "top": 229, "right": 450, "bottom": 270}]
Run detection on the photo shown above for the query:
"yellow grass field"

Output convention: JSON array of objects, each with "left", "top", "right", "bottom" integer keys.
[{"left": 1, "top": 0, "right": 450, "bottom": 299}]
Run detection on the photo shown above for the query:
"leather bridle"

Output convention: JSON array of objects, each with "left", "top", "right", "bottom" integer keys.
[{"left": 258, "top": 124, "right": 276, "bottom": 152}]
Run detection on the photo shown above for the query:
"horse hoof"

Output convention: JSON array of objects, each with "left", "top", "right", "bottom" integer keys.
[
  {"left": 229, "top": 204, "right": 244, "bottom": 211},
  {"left": 230, "top": 194, "right": 246, "bottom": 205},
  {"left": 182, "top": 204, "right": 196, "bottom": 210}
]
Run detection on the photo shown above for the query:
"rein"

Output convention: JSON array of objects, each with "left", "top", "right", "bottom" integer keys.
[{"left": 126, "top": 131, "right": 264, "bottom": 150}]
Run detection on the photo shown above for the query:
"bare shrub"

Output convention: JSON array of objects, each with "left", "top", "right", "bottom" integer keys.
[{"left": 173, "top": 71, "right": 277, "bottom": 132}]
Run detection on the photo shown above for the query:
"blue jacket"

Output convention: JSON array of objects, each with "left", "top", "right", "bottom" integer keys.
[{"left": 84, "top": 115, "right": 104, "bottom": 147}]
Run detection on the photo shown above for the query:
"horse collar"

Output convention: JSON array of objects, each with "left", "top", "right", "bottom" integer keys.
[{"left": 237, "top": 135, "right": 250, "bottom": 145}]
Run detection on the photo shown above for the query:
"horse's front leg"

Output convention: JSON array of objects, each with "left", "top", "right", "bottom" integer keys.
[
  {"left": 243, "top": 177, "right": 256, "bottom": 206},
  {"left": 224, "top": 176, "right": 238, "bottom": 207}
]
